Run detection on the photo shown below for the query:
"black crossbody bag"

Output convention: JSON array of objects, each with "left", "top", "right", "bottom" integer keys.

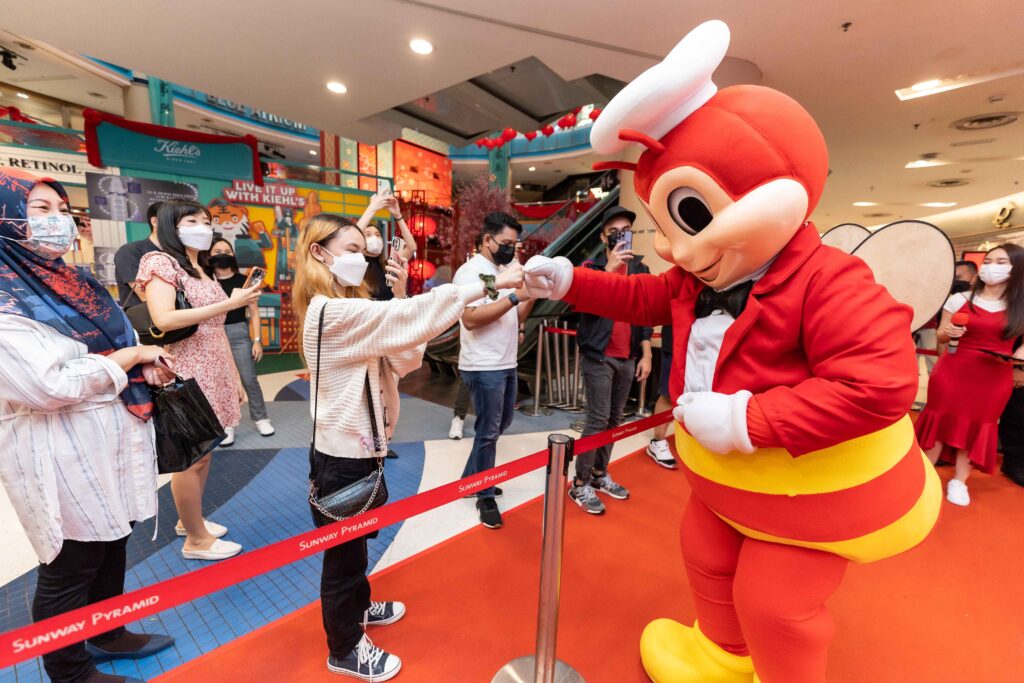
[{"left": 308, "top": 304, "right": 388, "bottom": 526}]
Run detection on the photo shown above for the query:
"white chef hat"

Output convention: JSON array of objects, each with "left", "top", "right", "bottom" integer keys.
[{"left": 590, "top": 20, "right": 731, "bottom": 155}]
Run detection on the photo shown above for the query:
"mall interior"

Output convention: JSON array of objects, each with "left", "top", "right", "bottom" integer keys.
[{"left": 0, "top": 2, "right": 1022, "bottom": 682}]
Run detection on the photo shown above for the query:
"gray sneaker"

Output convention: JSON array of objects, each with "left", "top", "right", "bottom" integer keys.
[
  {"left": 568, "top": 483, "right": 605, "bottom": 515},
  {"left": 593, "top": 473, "right": 630, "bottom": 500}
]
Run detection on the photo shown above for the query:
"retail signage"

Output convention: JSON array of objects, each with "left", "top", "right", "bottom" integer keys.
[
  {"left": 221, "top": 179, "right": 306, "bottom": 208},
  {"left": 0, "top": 145, "right": 114, "bottom": 185},
  {"left": 85, "top": 172, "right": 199, "bottom": 222},
  {"left": 203, "top": 95, "right": 312, "bottom": 135},
  {"left": 84, "top": 109, "right": 262, "bottom": 182}
]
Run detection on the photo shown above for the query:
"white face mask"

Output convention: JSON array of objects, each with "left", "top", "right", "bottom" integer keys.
[
  {"left": 979, "top": 263, "right": 1012, "bottom": 285},
  {"left": 326, "top": 251, "right": 369, "bottom": 286},
  {"left": 365, "top": 236, "right": 384, "bottom": 257},
  {"left": 178, "top": 224, "right": 214, "bottom": 251},
  {"left": 1, "top": 214, "right": 79, "bottom": 260}
]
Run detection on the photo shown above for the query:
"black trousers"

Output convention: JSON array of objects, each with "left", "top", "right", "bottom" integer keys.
[
  {"left": 33, "top": 535, "right": 131, "bottom": 683},
  {"left": 999, "top": 387, "right": 1024, "bottom": 479},
  {"left": 309, "top": 450, "right": 379, "bottom": 658}
]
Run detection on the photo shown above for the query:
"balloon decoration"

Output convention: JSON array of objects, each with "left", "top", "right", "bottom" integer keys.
[
  {"left": 541, "top": 124, "right": 555, "bottom": 137},
  {"left": 501, "top": 127, "right": 518, "bottom": 141},
  {"left": 524, "top": 130, "right": 538, "bottom": 141},
  {"left": 588, "top": 108, "right": 602, "bottom": 121},
  {"left": 409, "top": 215, "right": 438, "bottom": 237},
  {"left": 557, "top": 113, "right": 578, "bottom": 129},
  {"left": 408, "top": 259, "right": 436, "bottom": 280}
]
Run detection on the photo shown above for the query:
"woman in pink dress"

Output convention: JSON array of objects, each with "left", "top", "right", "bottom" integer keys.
[
  {"left": 916, "top": 243, "right": 1024, "bottom": 506},
  {"left": 137, "top": 200, "right": 261, "bottom": 560}
]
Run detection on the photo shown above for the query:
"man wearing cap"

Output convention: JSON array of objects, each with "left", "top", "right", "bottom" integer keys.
[{"left": 569, "top": 206, "right": 653, "bottom": 514}]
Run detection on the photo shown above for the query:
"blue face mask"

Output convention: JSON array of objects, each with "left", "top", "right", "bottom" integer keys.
[{"left": 1, "top": 214, "right": 78, "bottom": 260}]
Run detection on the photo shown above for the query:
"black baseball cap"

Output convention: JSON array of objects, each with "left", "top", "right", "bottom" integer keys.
[{"left": 601, "top": 205, "right": 636, "bottom": 228}]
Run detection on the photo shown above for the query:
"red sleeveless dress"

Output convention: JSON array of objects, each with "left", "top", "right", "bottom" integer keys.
[{"left": 915, "top": 299, "right": 1014, "bottom": 473}]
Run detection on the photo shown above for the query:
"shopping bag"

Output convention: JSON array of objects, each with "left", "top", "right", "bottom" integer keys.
[{"left": 151, "top": 375, "right": 226, "bottom": 473}]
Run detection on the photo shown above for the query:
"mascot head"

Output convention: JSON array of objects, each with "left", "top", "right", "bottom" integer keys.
[{"left": 592, "top": 21, "right": 828, "bottom": 290}]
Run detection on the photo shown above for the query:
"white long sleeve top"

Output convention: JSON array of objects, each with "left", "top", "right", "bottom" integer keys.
[
  {"left": 0, "top": 314, "right": 158, "bottom": 564},
  {"left": 304, "top": 282, "right": 485, "bottom": 458}
]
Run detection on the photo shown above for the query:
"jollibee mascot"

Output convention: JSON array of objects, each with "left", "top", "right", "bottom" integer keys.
[{"left": 525, "top": 21, "right": 941, "bottom": 683}]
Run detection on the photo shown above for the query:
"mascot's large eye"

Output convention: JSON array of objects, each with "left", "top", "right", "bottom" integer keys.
[{"left": 667, "top": 187, "right": 713, "bottom": 235}]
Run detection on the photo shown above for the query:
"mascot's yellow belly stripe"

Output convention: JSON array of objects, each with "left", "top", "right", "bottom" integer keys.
[
  {"left": 717, "top": 457, "right": 942, "bottom": 563},
  {"left": 674, "top": 415, "right": 915, "bottom": 495}
]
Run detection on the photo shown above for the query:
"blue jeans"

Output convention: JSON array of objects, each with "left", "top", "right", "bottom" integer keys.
[{"left": 460, "top": 368, "right": 517, "bottom": 498}]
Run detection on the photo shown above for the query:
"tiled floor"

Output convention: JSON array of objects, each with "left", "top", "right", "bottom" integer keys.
[{"left": 0, "top": 366, "right": 615, "bottom": 682}]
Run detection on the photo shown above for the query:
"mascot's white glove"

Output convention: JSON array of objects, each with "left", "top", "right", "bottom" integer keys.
[
  {"left": 524, "top": 255, "right": 574, "bottom": 301},
  {"left": 674, "top": 390, "right": 756, "bottom": 455}
]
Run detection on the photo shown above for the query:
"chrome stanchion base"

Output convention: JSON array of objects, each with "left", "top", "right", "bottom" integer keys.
[
  {"left": 519, "top": 403, "right": 553, "bottom": 416},
  {"left": 492, "top": 656, "right": 585, "bottom": 683}
]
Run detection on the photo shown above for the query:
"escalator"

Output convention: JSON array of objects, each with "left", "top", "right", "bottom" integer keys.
[{"left": 424, "top": 173, "right": 621, "bottom": 373}]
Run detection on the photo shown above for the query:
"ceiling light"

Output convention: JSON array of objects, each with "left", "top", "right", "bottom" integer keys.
[
  {"left": 409, "top": 39, "right": 434, "bottom": 55},
  {"left": 515, "top": 184, "right": 522, "bottom": 189},
  {"left": 852, "top": 201, "right": 878, "bottom": 207},
  {"left": 309, "top": 149, "right": 318, "bottom": 156},
  {"left": 895, "top": 65, "right": 1024, "bottom": 101},
  {"left": 326, "top": 81, "right": 347, "bottom": 94},
  {"left": 16, "top": 92, "right": 28, "bottom": 99},
  {"left": 905, "top": 158, "right": 951, "bottom": 169},
  {"left": 528, "top": 166, "right": 536, "bottom": 172},
  {"left": 920, "top": 202, "right": 957, "bottom": 208}
]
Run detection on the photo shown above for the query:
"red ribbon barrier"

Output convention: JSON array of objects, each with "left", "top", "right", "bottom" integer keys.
[
  {"left": 542, "top": 327, "right": 577, "bottom": 336},
  {"left": 916, "top": 349, "right": 938, "bottom": 357},
  {"left": 0, "top": 411, "right": 675, "bottom": 667}
]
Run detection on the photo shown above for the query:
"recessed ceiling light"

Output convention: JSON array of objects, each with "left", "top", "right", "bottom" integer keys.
[
  {"left": 326, "top": 81, "right": 347, "bottom": 94},
  {"left": 920, "top": 202, "right": 957, "bottom": 208},
  {"left": 905, "top": 159, "right": 952, "bottom": 169},
  {"left": 16, "top": 92, "right": 28, "bottom": 99},
  {"left": 895, "top": 65, "right": 1024, "bottom": 101},
  {"left": 409, "top": 39, "right": 434, "bottom": 55},
  {"left": 528, "top": 166, "right": 536, "bottom": 172},
  {"left": 515, "top": 184, "right": 522, "bottom": 189},
  {"left": 852, "top": 201, "right": 878, "bottom": 207},
  {"left": 309, "top": 149, "right": 318, "bottom": 156},
  {"left": 911, "top": 79, "right": 941, "bottom": 92}
]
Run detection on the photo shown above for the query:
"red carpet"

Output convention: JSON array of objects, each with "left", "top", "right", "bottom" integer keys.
[{"left": 156, "top": 449, "right": 1024, "bottom": 682}]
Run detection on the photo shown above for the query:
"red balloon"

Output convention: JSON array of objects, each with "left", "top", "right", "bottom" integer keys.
[
  {"left": 524, "top": 130, "right": 538, "bottom": 141},
  {"left": 494, "top": 137, "right": 506, "bottom": 147},
  {"left": 541, "top": 124, "right": 555, "bottom": 137},
  {"left": 501, "top": 127, "right": 517, "bottom": 141},
  {"left": 588, "top": 108, "right": 602, "bottom": 121}
]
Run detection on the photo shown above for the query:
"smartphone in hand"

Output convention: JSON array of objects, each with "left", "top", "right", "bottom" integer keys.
[
  {"left": 621, "top": 229, "right": 633, "bottom": 251},
  {"left": 243, "top": 267, "right": 266, "bottom": 290},
  {"left": 377, "top": 178, "right": 392, "bottom": 196},
  {"left": 386, "top": 237, "right": 405, "bottom": 287}
]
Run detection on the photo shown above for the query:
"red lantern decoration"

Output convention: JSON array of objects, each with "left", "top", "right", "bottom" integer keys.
[
  {"left": 408, "top": 259, "right": 436, "bottom": 280},
  {"left": 475, "top": 138, "right": 486, "bottom": 147},
  {"left": 501, "top": 127, "right": 517, "bottom": 141},
  {"left": 482, "top": 138, "right": 495, "bottom": 149},
  {"left": 409, "top": 215, "right": 437, "bottom": 237},
  {"left": 571, "top": 106, "right": 582, "bottom": 116},
  {"left": 541, "top": 124, "right": 555, "bottom": 137},
  {"left": 588, "top": 108, "right": 602, "bottom": 121},
  {"left": 558, "top": 113, "right": 577, "bottom": 129},
  {"left": 524, "top": 130, "right": 538, "bottom": 141}
]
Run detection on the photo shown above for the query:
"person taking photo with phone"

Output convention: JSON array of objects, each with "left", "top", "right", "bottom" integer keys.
[
  {"left": 203, "top": 237, "right": 275, "bottom": 439},
  {"left": 293, "top": 213, "right": 524, "bottom": 680},
  {"left": 136, "top": 200, "right": 261, "bottom": 561},
  {"left": 569, "top": 206, "right": 653, "bottom": 514},
  {"left": 357, "top": 192, "right": 415, "bottom": 301}
]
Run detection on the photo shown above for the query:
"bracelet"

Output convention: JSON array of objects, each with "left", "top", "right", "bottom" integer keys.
[
  {"left": 393, "top": 214, "right": 403, "bottom": 221},
  {"left": 479, "top": 273, "right": 498, "bottom": 300}
]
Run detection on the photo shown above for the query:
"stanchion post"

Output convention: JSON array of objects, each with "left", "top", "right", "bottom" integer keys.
[
  {"left": 560, "top": 323, "right": 571, "bottom": 407},
  {"left": 635, "top": 377, "right": 651, "bottom": 417},
  {"left": 543, "top": 320, "right": 555, "bottom": 407},
  {"left": 492, "top": 434, "right": 584, "bottom": 683},
  {"left": 524, "top": 322, "right": 552, "bottom": 416},
  {"left": 551, "top": 323, "right": 564, "bottom": 406}
]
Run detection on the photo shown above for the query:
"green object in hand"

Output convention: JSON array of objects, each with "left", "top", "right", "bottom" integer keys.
[{"left": 479, "top": 273, "right": 498, "bottom": 300}]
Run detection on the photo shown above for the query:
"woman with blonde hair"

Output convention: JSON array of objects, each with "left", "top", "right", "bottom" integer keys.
[{"left": 293, "top": 213, "right": 523, "bottom": 681}]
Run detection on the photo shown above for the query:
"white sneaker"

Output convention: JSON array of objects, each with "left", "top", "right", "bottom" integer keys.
[
  {"left": 255, "top": 419, "right": 275, "bottom": 437},
  {"left": 175, "top": 519, "right": 228, "bottom": 538},
  {"left": 449, "top": 416, "right": 464, "bottom": 440},
  {"left": 220, "top": 427, "right": 235, "bottom": 447},
  {"left": 182, "top": 538, "right": 242, "bottom": 561},
  {"left": 946, "top": 479, "right": 970, "bottom": 506},
  {"left": 646, "top": 439, "right": 677, "bottom": 469}
]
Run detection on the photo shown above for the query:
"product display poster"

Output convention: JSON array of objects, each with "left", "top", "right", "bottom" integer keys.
[
  {"left": 93, "top": 246, "right": 117, "bottom": 286},
  {"left": 86, "top": 172, "right": 199, "bottom": 222}
]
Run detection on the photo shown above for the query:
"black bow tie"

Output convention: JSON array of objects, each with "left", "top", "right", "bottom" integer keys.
[{"left": 694, "top": 280, "right": 754, "bottom": 319}]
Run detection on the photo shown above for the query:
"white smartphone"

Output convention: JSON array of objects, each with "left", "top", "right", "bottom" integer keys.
[{"left": 377, "top": 178, "right": 392, "bottom": 196}]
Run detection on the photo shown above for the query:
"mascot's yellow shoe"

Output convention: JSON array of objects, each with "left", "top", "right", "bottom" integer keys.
[{"left": 640, "top": 619, "right": 755, "bottom": 683}]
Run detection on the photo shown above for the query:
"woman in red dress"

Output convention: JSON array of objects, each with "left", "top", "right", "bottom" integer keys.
[{"left": 916, "top": 243, "right": 1024, "bottom": 506}]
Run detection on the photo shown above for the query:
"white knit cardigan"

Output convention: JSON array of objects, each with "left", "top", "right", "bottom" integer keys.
[{"left": 304, "top": 282, "right": 484, "bottom": 458}]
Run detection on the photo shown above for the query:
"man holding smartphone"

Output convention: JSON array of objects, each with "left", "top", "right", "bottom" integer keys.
[{"left": 569, "top": 206, "right": 653, "bottom": 515}]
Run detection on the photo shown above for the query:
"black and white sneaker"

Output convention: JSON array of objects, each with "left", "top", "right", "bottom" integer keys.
[
  {"left": 476, "top": 497, "right": 503, "bottom": 529},
  {"left": 365, "top": 600, "right": 406, "bottom": 626},
  {"left": 327, "top": 634, "right": 401, "bottom": 681},
  {"left": 463, "top": 486, "right": 503, "bottom": 499},
  {"left": 646, "top": 439, "right": 677, "bottom": 469}
]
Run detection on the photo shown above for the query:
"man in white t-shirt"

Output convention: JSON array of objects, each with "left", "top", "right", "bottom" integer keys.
[{"left": 452, "top": 211, "right": 534, "bottom": 529}]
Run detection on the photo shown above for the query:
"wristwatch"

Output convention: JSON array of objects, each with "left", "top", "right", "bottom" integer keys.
[
  {"left": 508, "top": 292, "right": 520, "bottom": 306},
  {"left": 479, "top": 273, "right": 499, "bottom": 300}
]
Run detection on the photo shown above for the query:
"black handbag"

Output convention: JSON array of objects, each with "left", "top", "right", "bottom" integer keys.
[
  {"left": 121, "top": 268, "right": 198, "bottom": 346},
  {"left": 151, "top": 374, "right": 226, "bottom": 473},
  {"left": 308, "top": 304, "right": 389, "bottom": 526}
]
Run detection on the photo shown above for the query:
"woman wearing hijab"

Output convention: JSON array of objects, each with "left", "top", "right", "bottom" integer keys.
[{"left": 0, "top": 168, "right": 175, "bottom": 683}]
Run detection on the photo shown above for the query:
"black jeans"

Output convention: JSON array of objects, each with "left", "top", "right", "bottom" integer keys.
[
  {"left": 33, "top": 535, "right": 131, "bottom": 683},
  {"left": 999, "top": 387, "right": 1024, "bottom": 480},
  {"left": 576, "top": 355, "right": 636, "bottom": 485},
  {"left": 309, "top": 450, "right": 380, "bottom": 658},
  {"left": 453, "top": 379, "right": 471, "bottom": 420}
]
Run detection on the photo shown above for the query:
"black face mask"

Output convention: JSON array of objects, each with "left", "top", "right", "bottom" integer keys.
[
  {"left": 208, "top": 254, "right": 237, "bottom": 270},
  {"left": 490, "top": 241, "right": 516, "bottom": 266},
  {"left": 951, "top": 279, "right": 971, "bottom": 294}
]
